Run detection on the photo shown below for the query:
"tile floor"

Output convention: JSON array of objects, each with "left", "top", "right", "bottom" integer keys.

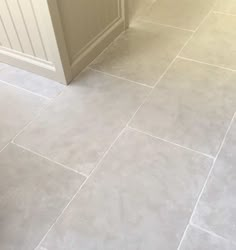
[{"left": 0, "top": 0, "right": 236, "bottom": 249}]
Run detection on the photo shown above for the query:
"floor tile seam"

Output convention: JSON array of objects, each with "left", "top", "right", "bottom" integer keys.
[
  {"left": 126, "top": 20, "right": 205, "bottom": 130},
  {"left": 178, "top": 56, "right": 236, "bottom": 73},
  {"left": 190, "top": 222, "right": 236, "bottom": 246},
  {"left": 212, "top": 11, "right": 236, "bottom": 17},
  {"left": 33, "top": 57, "right": 162, "bottom": 248},
  {"left": 127, "top": 126, "right": 215, "bottom": 159},
  {"left": 88, "top": 67, "right": 154, "bottom": 89},
  {"left": 11, "top": 86, "right": 66, "bottom": 146},
  {"left": 177, "top": 112, "right": 236, "bottom": 249},
  {"left": 11, "top": 141, "right": 88, "bottom": 178},
  {"left": 0, "top": 79, "right": 51, "bottom": 100},
  {"left": 33, "top": 127, "right": 126, "bottom": 250},
  {"left": 0, "top": 142, "right": 11, "bottom": 154},
  {"left": 138, "top": 18, "right": 195, "bottom": 32}
]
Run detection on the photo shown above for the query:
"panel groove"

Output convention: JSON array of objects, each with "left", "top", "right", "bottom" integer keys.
[
  {"left": 17, "top": 0, "right": 36, "bottom": 56},
  {"left": 4, "top": 0, "right": 23, "bottom": 52},
  {"left": 30, "top": 0, "right": 48, "bottom": 60},
  {"left": 0, "top": 15, "right": 12, "bottom": 48}
]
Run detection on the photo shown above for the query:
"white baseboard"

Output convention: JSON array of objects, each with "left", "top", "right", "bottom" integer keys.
[{"left": 0, "top": 46, "right": 61, "bottom": 82}]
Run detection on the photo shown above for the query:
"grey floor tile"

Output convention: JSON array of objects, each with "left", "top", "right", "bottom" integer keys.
[
  {"left": 131, "top": 59, "right": 236, "bottom": 156},
  {"left": 0, "top": 62, "right": 9, "bottom": 71},
  {"left": 181, "top": 13, "right": 236, "bottom": 70},
  {"left": 38, "top": 129, "right": 212, "bottom": 250},
  {"left": 192, "top": 118, "right": 236, "bottom": 242},
  {"left": 0, "top": 64, "right": 65, "bottom": 99},
  {"left": 90, "top": 20, "right": 190, "bottom": 86},
  {"left": 15, "top": 69, "right": 149, "bottom": 175},
  {"left": 0, "top": 82, "right": 47, "bottom": 150},
  {"left": 214, "top": 0, "right": 236, "bottom": 15},
  {"left": 180, "top": 225, "right": 236, "bottom": 250},
  {"left": 141, "top": 0, "right": 215, "bottom": 30},
  {"left": 0, "top": 143, "right": 85, "bottom": 250}
]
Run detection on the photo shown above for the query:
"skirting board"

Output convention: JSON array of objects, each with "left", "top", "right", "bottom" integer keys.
[
  {"left": 71, "top": 18, "right": 125, "bottom": 80},
  {"left": 0, "top": 46, "right": 62, "bottom": 83}
]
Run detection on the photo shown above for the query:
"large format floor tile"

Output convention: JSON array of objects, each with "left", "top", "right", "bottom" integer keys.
[
  {"left": 0, "top": 82, "right": 47, "bottom": 150},
  {"left": 181, "top": 13, "right": 236, "bottom": 70},
  {"left": 0, "top": 62, "right": 8, "bottom": 71},
  {"left": 15, "top": 69, "right": 149, "bottom": 175},
  {"left": 131, "top": 59, "right": 236, "bottom": 156},
  {"left": 38, "top": 129, "right": 212, "bottom": 250},
  {"left": 214, "top": 0, "right": 236, "bottom": 15},
  {"left": 0, "top": 144, "right": 85, "bottom": 250},
  {"left": 141, "top": 0, "right": 215, "bottom": 30},
  {"left": 180, "top": 225, "right": 236, "bottom": 250},
  {"left": 0, "top": 64, "right": 65, "bottom": 99},
  {"left": 192, "top": 118, "right": 236, "bottom": 242},
  {"left": 90, "top": 21, "right": 190, "bottom": 86}
]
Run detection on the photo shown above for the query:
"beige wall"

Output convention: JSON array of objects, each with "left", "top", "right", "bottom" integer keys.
[
  {"left": 57, "top": 0, "right": 122, "bottom": 64},
  {"left": 128, "top": 0, "right": 154, "bottom": 23}
]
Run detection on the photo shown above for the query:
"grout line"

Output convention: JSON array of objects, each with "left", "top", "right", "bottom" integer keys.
[
  {"left": 11, "top": 142, "right": 88, "bottom": 178},
  {"left": 193, "top": 8, "right": 214, "bottom": 32},
  {"left": 177, "top": 8, "right": 213, "bottom": 56},
  {"left": 139, "top": 18, "right": 195, "bottom": 32},
  {"left": 0, "top": 142, "right": 11, "bottom": 154},
  {"left": 33, "top": 175, "right": 87, "bottom": 250},
  {"left": 33, "top": 41, "right": 158, "bottom": 247},
  {"left": 32, "top": 3, "right": 224, "bottom": 249},
  {"left": 212, "top": 11, "right": 236, "bottom": 17},
  {"left": 189, "top": 112, "right": 236, "bottom": 222},
  {"left": 34, "top": 127, "right": 126, "bottom": 250},
  {"left": 0, "top": 85, "right": 67, "bottom": 157},
  {"left": 0, "top": 79, "right": 51, "bottom": 101},
  {"left": 178, "top": 56, "right": 236, "bottom": 72},
  {"left": 178, "top": 224, "right": 190, "bottom": 248},
  {"left": 152, "top": 5, "right": 213, "bottom": 89},
  {"left": 11, "top": 85, "right": 67, "bottom": 144},
  {"left": 177, "top": 112, "right": 236, "bottom": 250},
  {"left": 11, "top": 102, "right": 53, "bottom": 142},
  {"left": 128, "top": 126, "right": 214, "bottom": 159},
  {"left": 88, "top": 67, "right": 153, "bottom": 89},
  {"left": 87, "top": 29, "right": 126, "bottom": 69},
  {"left": 190, "top": 223, "right": 236, "bottom": 246},
  {"left": 127, "top": 7, "right": 207, "bottom": 127},
  {"left": 176, "top": 4, "right": 229, "bottom": 249}
]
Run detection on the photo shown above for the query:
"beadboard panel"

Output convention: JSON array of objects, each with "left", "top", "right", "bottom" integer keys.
[
  {"left": 0, "top": 0, "right": 68, "bottom": 84},
  {"left": 0, "top": 0, "right": 49, "bottom": 60}
]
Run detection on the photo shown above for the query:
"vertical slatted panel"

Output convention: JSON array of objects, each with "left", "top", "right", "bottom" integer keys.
[
  {"left": 0, "top": 0, "right": 22, "bottom": 51},
  {"left": 0, "top": 0, "right": 49, "bottom": 61},
  {"left": 20, "top": 0, "right": 48, "bottom": 60},
  {"left": 32, "top": 0, "right": 53, "bottom": 62},
  {"left": 0, "top": 16, "right": 11, "bottom": 48},
  {"left": 7, "top": 0, "right": 35, "bottom": 56}
]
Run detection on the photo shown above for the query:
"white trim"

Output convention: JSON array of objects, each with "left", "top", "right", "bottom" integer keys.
[{"left": 0, "top": 46, "right": 55, "bottom": 71}]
